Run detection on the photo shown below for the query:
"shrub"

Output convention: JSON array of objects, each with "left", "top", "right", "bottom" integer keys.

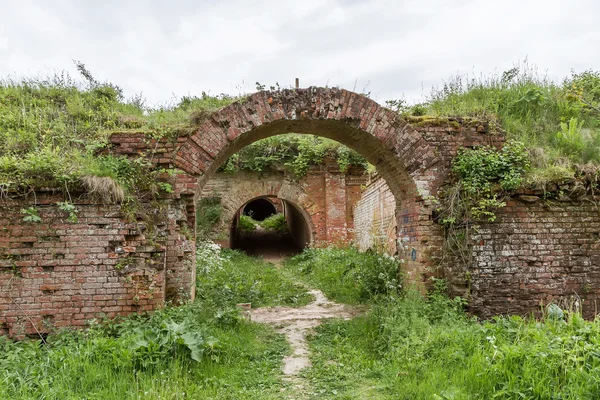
[
  {"left": 285, "top": 246, "right": 402, "bottom": 304},
  {"left": 238, "top": 215, "right": 257, "bottom": 232},
  {"left": 259, "top": 213, "right": 288, "bottom": 234}
]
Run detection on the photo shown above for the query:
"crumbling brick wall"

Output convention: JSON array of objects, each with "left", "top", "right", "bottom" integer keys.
[
  {"left": 448, "top": 196, "right": 600, "bottom": 319},
  {"left": 0, "top": 193, "right": 193, "bottom": 338}
]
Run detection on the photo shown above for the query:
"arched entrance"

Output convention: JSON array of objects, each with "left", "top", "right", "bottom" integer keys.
[
  {"left": 230, "top": 195, "right": 313, "bottom": 259},
  {"left": 243, "top": 198, "right": 277, "bottom": 221},
  {"left": 175, "top": 87, "right": 441, "bottom": 281}
]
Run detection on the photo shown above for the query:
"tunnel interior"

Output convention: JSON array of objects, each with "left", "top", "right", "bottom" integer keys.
[
  {"left": 231, "top": 197, "right": 311, "bottom": 260},
  {"left": 243, "top": 198, "right": 276, "bottom": 221}
]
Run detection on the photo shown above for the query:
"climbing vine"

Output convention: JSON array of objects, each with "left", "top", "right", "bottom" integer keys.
[{"left": 437, "top": 140, "right": 530, "bottom": 266}]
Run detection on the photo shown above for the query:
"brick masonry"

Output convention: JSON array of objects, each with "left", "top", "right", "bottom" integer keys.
[
  {"left": 356, "top": 173, "right": 600, "bottom": 318},
  {"left": 199, "top": 164, "right": 368, "bottom": 246},
  {"left": 354, "top": 172, "right": 398, "bottom": 254},
  {"left": 0, "top": 193, "right": 195, "bottom": 338},
  {"left": 1, "top": 88, "right": 512, "bottom": 335},
  {"left": 446, "top": 197, "right": 600, "bottom": 319}
]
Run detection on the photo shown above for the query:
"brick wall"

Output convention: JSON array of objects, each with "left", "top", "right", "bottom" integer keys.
[
  {"left": 0, "top": 192, "right": 196, "bottom": 338},
  {"left": 198, "top": 166, "right": 367, "bottom": 247},
  {"left": 356, "top": 173, "right": 600, "bottom": 318},
  {"left": 353, "top": 173, "right": 397, "bottom": 254},
  {"left": 446, "top": 196, "right": 600, "bottom": 319}
]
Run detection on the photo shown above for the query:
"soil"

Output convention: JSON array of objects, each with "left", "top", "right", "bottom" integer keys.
[{"left": 249, "top": 288, "right": 360, "bottom": 398}]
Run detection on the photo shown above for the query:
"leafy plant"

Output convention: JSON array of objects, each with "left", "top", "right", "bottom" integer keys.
[
  {"left": 20, "top": 206, "right": 41, "bottom": 223},
  {"left": 285, "top": 246, "right": 402, "bottom": 304},
  {"left": 128, "top": 320, "right": 209, "bottom": 366},
  {"left": 238, "top": 215, "right": 257, "bottom": 232},
  {"left": 259, "top": 213, "right": 288, "bottom": 234},
  {"left": 56, "top": 201, "right": 79, "bottom": 223},
  {"left": 219, "top": 134, "right": 368, "bottom": 177}
]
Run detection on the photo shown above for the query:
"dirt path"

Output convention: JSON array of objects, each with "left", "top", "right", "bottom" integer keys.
[{"left": 248, "top": 288, "right": 359, "bottom": 398}]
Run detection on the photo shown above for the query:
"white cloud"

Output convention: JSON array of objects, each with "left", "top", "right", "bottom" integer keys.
[{"left": 0, "top": 0, "right": 598, "bottom": 105}]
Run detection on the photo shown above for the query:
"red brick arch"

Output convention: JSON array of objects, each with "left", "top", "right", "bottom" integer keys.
[
  {"left": 175, "top": 87, "right": 441, "bottom": 281},
  {"left": 217, "top": 181, "right": 318, "bottom": 246}
]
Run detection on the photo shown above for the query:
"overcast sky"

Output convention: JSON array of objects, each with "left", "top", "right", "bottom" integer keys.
[{"left": 0, "top": 0, "right": 598, "bottom": 107}]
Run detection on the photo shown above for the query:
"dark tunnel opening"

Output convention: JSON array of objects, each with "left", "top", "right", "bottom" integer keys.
[
  {"left": 243, "top": 198, "right": 276, "bottom": 221},
  {"left": 231, "top": 198, "right": 311, "bottom": 260}
]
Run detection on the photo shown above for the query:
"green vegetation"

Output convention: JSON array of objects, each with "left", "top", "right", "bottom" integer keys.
[
  {"left": 285, "top": 246, "right": 401, "bottom": 304},
  {"left": 306, "top": 290, "right": 600, "bottom": 399},
  {"left": 282, "top": 247, "right": 600, "bottom": 399},
  {"left": 196, "top": 197, "right": 222, "bottom": 239},
  {"left": 0, "top": 62, "right": 234, "bottom": 198},
  {"left": 260, "top": 213, "right": 289, "bottom": 234},
  {"left": 0, "top": 242, "right": 315, "bottom": 399},
  {"left": 4, "top": 244, "right": 600, "bottom": 399},
  {"left": 220, "top": 134, "right": 369, "bottom": 177},
  {"left": 397, "top": 64, "right": 600, "bottom": 183},
  {"left": 196, "top": 242, "right": 312, "bottom": 307},
  {"left": 437, "top": 140, "right": 530, "bottom": 227},
  {"left": 238, "top": 214, "right": 258, "bottom": 232}
]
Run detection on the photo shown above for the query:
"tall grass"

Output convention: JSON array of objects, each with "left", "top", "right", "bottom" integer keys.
[
  {"left": 423, "top": 63, "right": 600, "bottom": 179},
  {"left": 291, "top": 248, "right": 600, "bottom": 399},
  {"left": 285, "top": 246, "right": 402, "bottom": 304}
]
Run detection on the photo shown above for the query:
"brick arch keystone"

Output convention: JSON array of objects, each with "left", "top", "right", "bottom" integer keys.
[{"left": 176, "top": 87, "right": 441, "bottom": 281}]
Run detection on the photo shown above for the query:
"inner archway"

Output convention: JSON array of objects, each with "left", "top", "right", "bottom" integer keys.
[
  {"left": 231, "top": 196, "right": 311, "bottom": 260},
  {"left": 243, "top": 198, "right": 277, "bottom": 221}
]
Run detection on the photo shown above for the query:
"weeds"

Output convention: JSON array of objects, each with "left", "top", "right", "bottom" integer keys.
[
  {"left": 285, "top": 246, "right": 402, "bottom": 304},
  {"left": 418, "top": 62, "right": 600, "bottom": 184},
  {"left": 196, "top": 242, "right": 312, "bottom": 308}
]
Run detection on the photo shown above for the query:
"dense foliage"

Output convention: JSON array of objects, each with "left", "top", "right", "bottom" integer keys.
[
  {"left": 437, "top": 140, "right": 530, "bottom": 227},
  {"left": 220, "top": 134, "right": 369, "bottom": 177},
  {"left": 285, "top": 246, "right": 402, "bottom": 304},
  {"left": 260, "top": 213, "right": 289, "bottom": 234},
  {"left": 196, "top": 243, "right": 312, "bottom": 307},
  {"left": 306, "top": 284, "right": 600, "bottom": 399},
  {"left": 0, "top": 64, "right": 234, "bottom": 198}
]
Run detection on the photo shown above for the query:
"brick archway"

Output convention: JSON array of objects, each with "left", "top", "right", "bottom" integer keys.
[
  {"left": 175, "top": 87, "right": 442, "bottom": 282},
  {"left": 198, "top": 171, "right": 323, "bottom": 247},
  {"left": 229, "top": 194, "right": 315, "bottom": 248},
  {"left": 218, "top": 184, "right": 318, "bottom": 247}
]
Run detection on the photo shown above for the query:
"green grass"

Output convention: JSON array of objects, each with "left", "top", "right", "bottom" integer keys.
[
  {"left": 288, "top": 247, "right": 600, "bottom": 399},
  {"left": 413, "top": 63, "right": 600, "bottom": 183},
  {"left": 306, "top": 294, "right": 600, "bottom": 399},
  {"left": 284, "top": 246, "right": 401, "bottom": 305},
  {"left": 0, "top": 65, "right": 235, "bottom": 196},
  {"left": 0, "top": 294, "right": 289, "bottom": 399},
  {"left": 196, "top": 243, "right": 313, "bottom": 307}
]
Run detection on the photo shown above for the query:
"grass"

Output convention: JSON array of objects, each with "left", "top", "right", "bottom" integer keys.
[
  {"left": 412, "top": 63, "right": 600, "bottom": 185},
  {"left": 0, "top": 64, "right": 235, "bottom": 196},
  {"left": 284, "top": 246, "right": 401, "bottom": 305},
  {"left": 286, "top": 247, "right": 600, "bottom": 399},
  {"left": 4, "top": 246, "right": 600, "bottom": 399},
  {"left": 196, "top": 242, "right": 313, "bottom": 308}
]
